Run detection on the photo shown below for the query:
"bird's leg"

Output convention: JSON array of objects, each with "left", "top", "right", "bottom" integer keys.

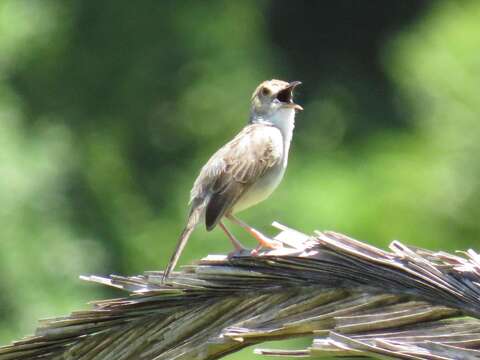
[
  {"left": 227, "top": 215, "right": 282, "bottom": 253},
  {"left": 219, "top": 221, "right": 246, "bottom": 254}
]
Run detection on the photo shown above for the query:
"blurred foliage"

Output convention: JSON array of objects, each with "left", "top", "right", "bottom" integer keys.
[{"left": 0, "top": 0, "right": 479, "bottom": 359}]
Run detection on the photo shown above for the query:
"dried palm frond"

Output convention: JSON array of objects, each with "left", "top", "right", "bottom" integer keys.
[{"left": 2, "top": 222, "right": 480, "bottom": 359}]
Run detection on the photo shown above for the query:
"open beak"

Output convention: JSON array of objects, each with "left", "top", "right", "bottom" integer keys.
[
  {"left": 277, "top": 81, "right": 303, "bottom": 111},
  {"left": 288, "top": 81, "right": 302, "bottom": 88}
]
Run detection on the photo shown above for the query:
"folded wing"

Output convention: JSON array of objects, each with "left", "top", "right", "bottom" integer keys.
[{"left": 190, "top": 123, "right": 283, "bottom": 231}]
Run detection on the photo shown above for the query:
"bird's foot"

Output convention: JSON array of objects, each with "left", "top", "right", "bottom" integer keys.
[
  {"left": 227, "top": 248, "right": 250, "bottom": 259},
  {"left": 252, "top": 230, "right": 283, "bottom": 249},
  {"left": 225, "top": 215, "right": 282, "bottom": 255},
  {"left": 249, "top": 233, "right": 283, "bottom": 256},
  {"left": 250, "top": 246, "right": 261, "bottom": 256}
]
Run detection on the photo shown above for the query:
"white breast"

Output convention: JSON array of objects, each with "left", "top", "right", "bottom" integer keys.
[{"left": 272, "top": 108, "right": 295, "bottom": 166}]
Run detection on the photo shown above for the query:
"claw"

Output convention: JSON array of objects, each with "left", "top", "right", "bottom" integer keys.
[
  {"left": 250, "top": 246, "right": 261, "bottom": 256},
  {"left": 227, "top": 248, "right": 250, "bottom": 259}
]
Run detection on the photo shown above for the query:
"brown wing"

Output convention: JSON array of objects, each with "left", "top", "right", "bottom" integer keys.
[{"left": 190, "top": 124, "right": 283, "bottom": 231}]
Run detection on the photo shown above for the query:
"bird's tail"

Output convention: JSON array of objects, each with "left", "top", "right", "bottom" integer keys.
[{"left": 162, "top": 203, "right": 204, "bottom": 282}]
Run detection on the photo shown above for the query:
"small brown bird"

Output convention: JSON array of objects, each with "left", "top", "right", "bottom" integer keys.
[{"left": 163, "top": 79, "right": 302, "bottom": 281}]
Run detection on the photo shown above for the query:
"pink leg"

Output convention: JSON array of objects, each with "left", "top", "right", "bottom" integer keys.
[
  {"left": 219, "top": 221, "right": 246, "bottom": 251},
  {"left": 227, "top": 215, "right": 282, "bottom": 251}
]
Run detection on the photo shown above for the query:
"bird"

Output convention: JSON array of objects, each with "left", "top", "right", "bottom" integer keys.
[{"left": 163, "top": 79, "right": 303, "bottom": 281}]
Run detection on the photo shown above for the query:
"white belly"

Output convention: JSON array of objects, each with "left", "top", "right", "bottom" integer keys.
[{"left": 231, "top": 160, "right": 286, "bottom": 214}]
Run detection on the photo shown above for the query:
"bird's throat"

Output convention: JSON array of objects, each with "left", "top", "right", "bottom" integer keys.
[{"left": 271, "top": 108, "right": 295, "bottom": 163}]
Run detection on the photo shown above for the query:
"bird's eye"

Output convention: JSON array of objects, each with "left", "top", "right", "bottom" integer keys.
[{"left": 261, "top": 87, "right": 271, "bottom": 96}]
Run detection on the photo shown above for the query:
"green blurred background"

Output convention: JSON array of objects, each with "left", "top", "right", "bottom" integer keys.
[{"left": 1, "top": 0, "right": 480, "bottom": 358}]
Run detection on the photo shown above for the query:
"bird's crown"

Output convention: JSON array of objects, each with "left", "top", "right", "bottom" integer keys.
[{"left": 251, "top": 79, "right": 291, "bottom": 101}]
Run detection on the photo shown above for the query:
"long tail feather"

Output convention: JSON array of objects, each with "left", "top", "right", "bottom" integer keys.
[{"left": 162, "top": 204, "right": 203, "bottom": 282}]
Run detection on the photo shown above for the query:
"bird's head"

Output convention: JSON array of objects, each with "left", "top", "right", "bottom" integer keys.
[{"left": 250, "top": 79, "right": 302, "bottom": 123}]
